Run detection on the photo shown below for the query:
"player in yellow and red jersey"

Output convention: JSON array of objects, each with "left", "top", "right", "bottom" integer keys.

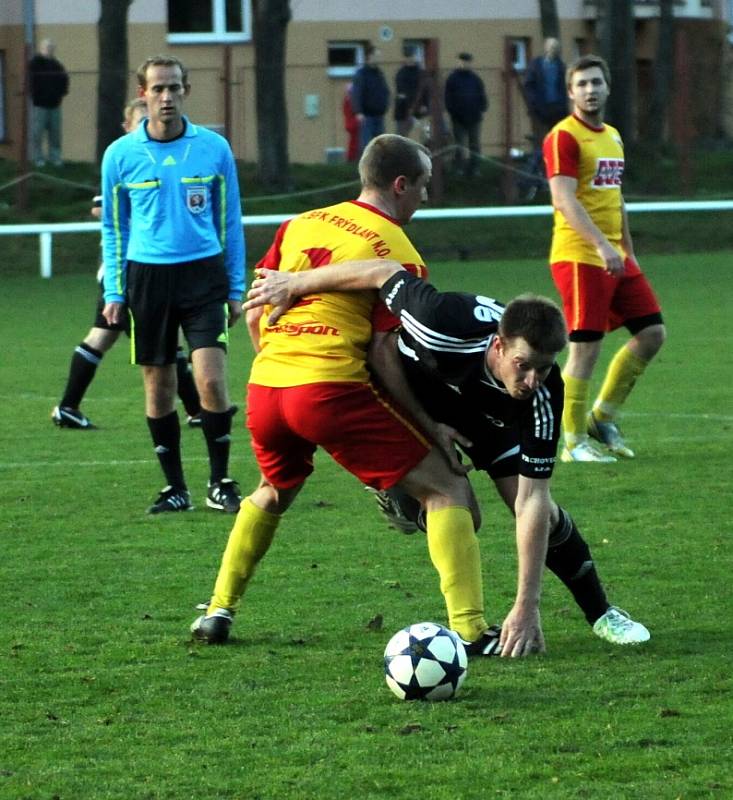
[
  {"left": 543, "top": 54, "right": 666, "bottom": 463},
  {"left": 191, "top": 135, "right": 540, "bottom": 658}
]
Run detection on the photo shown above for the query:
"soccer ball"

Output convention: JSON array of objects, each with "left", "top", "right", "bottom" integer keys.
[{"left": 383, "top": 622, "right": 468, "bottom": 701}]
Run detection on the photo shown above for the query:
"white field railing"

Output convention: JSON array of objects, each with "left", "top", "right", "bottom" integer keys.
[{"left": 2, "top": 200, "right": 733, "bottom": 278}]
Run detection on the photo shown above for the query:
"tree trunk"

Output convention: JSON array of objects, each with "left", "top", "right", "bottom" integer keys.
[
  {"left": 597, "top": 0, "right": 636, "bottom": 143},
  {"left": 252, "top": 0, "right": 291, "bottom": 191},
  {"left": 96, "top": 0, "right": 133, "bottom": 162},
  {"left": 538, "top": 0, "right": 560, "bottom": 41},
  {"left": 647, "top": 0, "right": 675, "bottom": 145}
]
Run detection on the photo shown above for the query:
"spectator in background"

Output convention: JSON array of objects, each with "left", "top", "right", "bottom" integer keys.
[
  {"left": 444, "top": 52, "right": 487, "bottom": 178},
  {"left": 28, "top": 39, "right": 69, "bottom": 167},
  {"left": 342, "top": 82, "right": 360, "bottom": 162},
  {"left": 393, "top": 45, "right": 429, "bottom": 137},
  {"left": 524, "top": 38, "right": 568, "bottom": 137},
  {"left": 351, "top": 45, "right": 390, "bottom": 155}
]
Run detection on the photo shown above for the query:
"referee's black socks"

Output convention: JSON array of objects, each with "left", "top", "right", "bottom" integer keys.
[
  {"left": 545, "top": 507, "right": 610, "bottom": 625},
  {"left": 147, "top": 411, "right": 186, "bottom": 490},
  {"left": 200, "top": 408, "right": 233, "bottom": 484}
]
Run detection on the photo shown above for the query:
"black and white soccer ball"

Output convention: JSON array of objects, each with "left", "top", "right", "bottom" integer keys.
[{"left": 384, "top": 621, "right": 468, "bottom": 701}]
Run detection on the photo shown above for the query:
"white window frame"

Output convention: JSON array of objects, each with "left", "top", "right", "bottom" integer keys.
[
  {"left": 167, "top": 0, "right": 251, "bottom": 45},
  {"left": 509, "top": 38, "right": 529, "bottom": 72},
  {"left": 327, "top": 41, "right": 366, "bottom": 78}
]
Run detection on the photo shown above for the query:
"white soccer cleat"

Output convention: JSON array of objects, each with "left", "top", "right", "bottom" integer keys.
[
  {"left": 560, "top": 439, "right": 617, "bottom": 463},
  {"left": 588, "top": 413, "right": 635, "bottom": 458},
  {"left": 593, "top": 607, "right": 650, "bottom": 645}
]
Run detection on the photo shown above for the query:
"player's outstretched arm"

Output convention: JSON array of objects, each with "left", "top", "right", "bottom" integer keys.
[
  {"left": 500, "top": 476, "right": 551, "bottom": 657},
  {"left": 245, "top": 259, "right": 405, "bottom": 324}
]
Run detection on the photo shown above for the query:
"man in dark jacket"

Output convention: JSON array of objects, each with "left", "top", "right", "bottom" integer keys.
[
  {"left": 444, "top": 52, "right": 487, "bottom": 177},
  {"left": 351, "top": 45, "right": 390, "bottom": 155},
  {"left": 524, "top": 38, "right": 567, "bottom": 136},
  {"left": 393, "top": 45, "right": 429, "bottom": 137},
  {"left": 28, "top": 39, "right": 69, "bottom": 167}
]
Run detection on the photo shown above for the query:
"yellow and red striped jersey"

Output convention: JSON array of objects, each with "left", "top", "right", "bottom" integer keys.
[
  {"left": 543, "top": 114, "right": 625, "bottom": 267},
  {"left": 250, "top": 200, "right": 427, "bottom": 387}
]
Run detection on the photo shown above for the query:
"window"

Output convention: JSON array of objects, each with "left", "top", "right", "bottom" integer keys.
[
  {"left": 167, "top": 0, "right": 251, "bottom": 44},
  {"left": 508, "top": 38, "right": 529, "bottom": 72},
  {"left": 327, "top": 42, "right": 366, "bottom": 78}
]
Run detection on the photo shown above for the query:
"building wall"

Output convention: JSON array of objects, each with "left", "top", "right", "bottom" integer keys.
[{"left": 0, "top": 1, "right": 727, "bottom": 164}]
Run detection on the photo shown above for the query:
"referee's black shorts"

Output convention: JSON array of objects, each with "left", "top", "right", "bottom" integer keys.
[{"left": 127, "top": 254, "right": 230, "bottom": 366}]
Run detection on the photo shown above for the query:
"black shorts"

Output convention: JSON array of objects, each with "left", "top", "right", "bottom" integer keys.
[
  {"left": 93, "top": 281, "right": 130, "bottom": 334},
  {"left": 126, "top": 255, "right": 230, "bottom": 366}
]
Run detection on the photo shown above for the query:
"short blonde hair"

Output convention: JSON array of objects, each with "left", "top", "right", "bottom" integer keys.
[
  {"left": 123, "top": 97, "right": 147, "bottom": 124},
  {"left": 358, "top": 134, "right": 431, "bottom": 190},
  {"left": 136, "top": 55, "right": 188, "bottom": 88}
]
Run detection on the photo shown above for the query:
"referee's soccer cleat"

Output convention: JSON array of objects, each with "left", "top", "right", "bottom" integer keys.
[
  {"left": 206, "top": 478, "right": 242, "bottom": 513},
  {"left": 461, "top": 625, "right": 503, "bottom": 657},
  {"left": 367, "top": 486, "right": 424, "bottom": 534},
  {"left": 147, "top": 486, "right": 193, "bottom": 514},
  {"left": 191, "top": 608, "right": 233, "bottom": 644},
  {"left": 587, "top": 413, "right": 635, "bottom": 458},
  {"left": 593, "top": 606, "right": 650, "bottom": 645},
  {"left": 560, "top": 439, "right": 617, "bottom": 463},
  {"left": 51, "top": 405, "right": 96, "bottom": 429}
]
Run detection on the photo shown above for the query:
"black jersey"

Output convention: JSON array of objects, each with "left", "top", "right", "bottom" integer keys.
[{"left": 379, "top": 271, "right": 564, "bottom": 479}]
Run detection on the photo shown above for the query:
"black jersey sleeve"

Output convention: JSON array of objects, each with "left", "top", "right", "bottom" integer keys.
[
  {"left": 517, "top": 364, "right": 564, "bottom": 479},
  {"left": 380, "top": 271, "right": 503, "bottom": 340}
]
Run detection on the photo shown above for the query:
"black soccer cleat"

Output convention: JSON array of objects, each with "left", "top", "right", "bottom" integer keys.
[
  {"left": 206, "top": 478, "right": 242, "bottom": 513},
  {"left": 191, "top": 608, "right": 233, "bottom": 644},
  {"left": 147, "top": 486, "right": 193, "bottom": 514},
  {"left": 461, "top": 624, "right": 503, "bottom": 657},
  {"left": 368, "top": 486, "right": 425, "bottom": 534},
  {"left": 51, "top": 405, "right": 96, "bottom": 429}
]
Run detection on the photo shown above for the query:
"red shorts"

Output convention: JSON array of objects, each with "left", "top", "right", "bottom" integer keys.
[
  {"left": 551, "top": 258, "right": 661, "bottom": 334},
  {"left": 246, "top": 382, "right": 430, "bottom": 490}
]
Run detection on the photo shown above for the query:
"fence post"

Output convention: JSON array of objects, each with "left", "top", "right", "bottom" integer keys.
[{"left": 40, "top": 231, "right": 52, "bottom": 278}]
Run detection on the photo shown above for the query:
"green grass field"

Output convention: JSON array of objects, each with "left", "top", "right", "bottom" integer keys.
[{"left": 1, "top": 253, "right": 731, "bottom": 799}]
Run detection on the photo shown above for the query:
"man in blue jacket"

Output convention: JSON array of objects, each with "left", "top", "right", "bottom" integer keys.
[
  {"left": 102, "top": 55, "right": 245, "bottom": 515},
  {"left": 444, "top": 52, "right": 488, "bottom": 178},
  {"left": 351, "top": 45, "right": 390, "bottom": 155},
  {"left": 524, "top": 38, "right": 567, "bottom": 136}
]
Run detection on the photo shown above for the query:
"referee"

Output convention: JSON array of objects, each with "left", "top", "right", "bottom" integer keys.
[{"left": 102, "top": 55, "right": 245, "bottom": 514}]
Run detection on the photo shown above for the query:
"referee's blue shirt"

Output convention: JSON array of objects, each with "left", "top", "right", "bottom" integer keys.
[{"left": 101, "top": 116, "right": 245, "bottom": 304}]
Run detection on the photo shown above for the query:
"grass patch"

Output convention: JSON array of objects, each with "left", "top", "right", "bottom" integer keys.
[{"left": 1, "top": 253, "right": 731, "bottom": 798}]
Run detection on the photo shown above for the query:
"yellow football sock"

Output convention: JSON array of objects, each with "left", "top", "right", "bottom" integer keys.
[
  {"left": 425, "top": 506, "right": 488, "bottom": 643},
  {"left": 209, "top": 498, "right": 280, "bottom": 614},
  {"left": 593, "top": 346, "right": 648, "bottom": 422},
  {"left": 561, "top": 373, "right": 591, "bottom": 449}
]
